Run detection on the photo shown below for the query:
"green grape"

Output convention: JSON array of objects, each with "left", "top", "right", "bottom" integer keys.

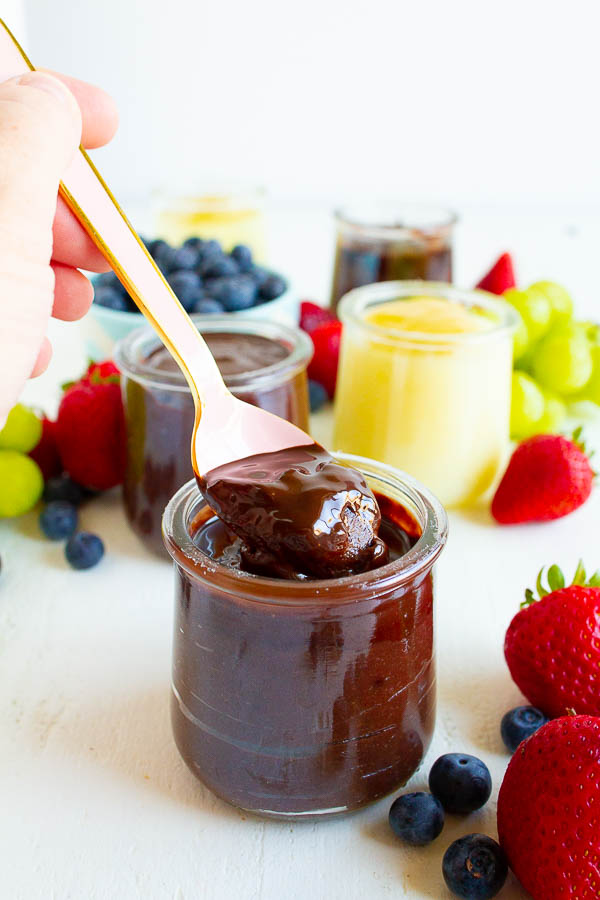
[
  {"left": 532, "top": 324, "right": 593, "bottom": 394},
  {"left": 529, "top": 280, "right": 573, "bottom": 325},
  {"left": 0, "top": 451, "right": 43, "bottom": 517},
  {"left": 514, "top": 338, "right": 539, "bottom": 375},
  {"left": 510, "top": 371, "right": 545, "bottom": 439},
  {"left": 537, "top": 389, "right": 567, "bottom": 433},
  {"left": 504, "top": 287, "right": 552, "bottom": 343},
  {"left": 511, "top": 307, "right": 530, "bottom": 361},
  {"left": 580, "top": 344, "right": 600, "bottom": 405},
  {"left": 0, "top": 403, "right": 42, "bottom": 453}
]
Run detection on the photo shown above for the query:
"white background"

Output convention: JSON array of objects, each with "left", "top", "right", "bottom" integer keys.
[
  {"left": 15, "top": 0, "right": 600, "bottom": 209},
  {"left": 3, "top": 5, "right": 600, "bottom": 899}
]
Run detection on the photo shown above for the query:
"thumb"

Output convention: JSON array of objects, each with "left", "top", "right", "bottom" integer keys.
[{"left": 0, "top": 72, "right": 82, "bottom": 425}]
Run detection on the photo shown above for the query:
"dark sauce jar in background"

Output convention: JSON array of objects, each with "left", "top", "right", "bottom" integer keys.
[
  {"left": 163, "top": 455, "right": 448, "bottom": 818},
  {"left": 115, "top": 316, "right": 312, "bottom": 556},
  {"left": 330, "top": 203, "right": 456, "bottom": 312}
]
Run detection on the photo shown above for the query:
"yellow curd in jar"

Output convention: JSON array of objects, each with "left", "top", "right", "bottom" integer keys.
[
  {"left": 333, "top": 290, "right": 515, "bottom": 507},
  {"left": 158, "top": 192, "right": 267, "bottom": 261}
]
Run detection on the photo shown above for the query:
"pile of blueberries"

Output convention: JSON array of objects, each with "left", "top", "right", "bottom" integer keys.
[{"left": 93, "top": 237, "right": 288, "bottom": 315}]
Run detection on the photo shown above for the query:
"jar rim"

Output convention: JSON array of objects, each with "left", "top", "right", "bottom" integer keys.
[
  {"left": 338, "top": 281, "right": 519, "bottom": 350},
  {"left": 334, "top": 202, "right": 457, "bottom": 235},
  {"left": 114, "top": 315, "right": 313, "bottom": 394},
  {"left": 162, "top": 453, "right": 448, "bottom": 607}
]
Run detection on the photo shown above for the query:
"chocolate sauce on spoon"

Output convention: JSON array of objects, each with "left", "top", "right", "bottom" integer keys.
[{"left": 198, "top": 442, "right": 388, "bottom": 580}]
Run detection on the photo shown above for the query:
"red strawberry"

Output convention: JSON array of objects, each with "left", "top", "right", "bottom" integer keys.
[
  {"left": 299, "top": 301, "right": 337, "bottom": 334},
  {"left": 491, "top": 429, "right": 593, "bottom": 524},
  {"left": 56, "top": 360, "right": 125, "bottom": 491},
  {"left": 504, "top": 561, "right": 600, "bottom": 718},
  {"left": 84, "top": 360, "right": 120, "bottom": 381},
  {"left": 475, "top": 252, "right": 516, "bottom": 295},
  {"left": 29, "top": 416, "right": 62, "bottom": 480},
  {"left": 307, "top": 319, "right": 342, "bottom": 399},
  {"left": 497, "top": 714, "right": 600, "bottom": 899}
]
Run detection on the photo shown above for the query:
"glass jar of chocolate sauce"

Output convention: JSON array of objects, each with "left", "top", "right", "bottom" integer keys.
[
  {"left": 115, "top": 317, "right": 312, "bottom": 556},
  {"left": 330, "top": 203, "right": 456, "bottom": 312},
  {"left": 163, "top": 455, "right": 448, "bottom": 818}
]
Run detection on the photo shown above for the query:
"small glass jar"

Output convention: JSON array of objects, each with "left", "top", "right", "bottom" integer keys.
[
  {"left": 156, "top": 185, "right": 267, "bottom": 262},
  {"left": 163, "top": 455, "right": 448, "bottom": 819},
  {"left": 333, "top": 282, "right": 518, "bottom": 507},
  {"left": 115, "top": 316, "right": 312, "bottom": 556},
  {"left": 330, "top": 203, "right": 456, "bottom": 311}
]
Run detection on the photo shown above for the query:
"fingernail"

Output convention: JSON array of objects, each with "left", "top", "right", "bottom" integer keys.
[{"left": 16, "top": 71, "right": 71, "bottom": 104}]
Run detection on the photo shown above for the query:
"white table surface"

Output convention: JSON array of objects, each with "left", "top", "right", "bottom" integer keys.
[{"left": 2, "top": 205, "right": 600, "bottom": 900}]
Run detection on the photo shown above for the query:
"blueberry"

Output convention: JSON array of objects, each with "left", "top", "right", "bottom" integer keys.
[
  {"left": 206, "top": 275, "right": 258, "bottom": 311},
  {"left": 43, "top": 475, "right": 89, "bottom": 507},
  {"left": 308, "top": 379, "right": 328, "bottom": 413},
  {"left": 442, "top": 834, "right": 507, "bottom": 899},
  {"left": 388, "top": 792, "right": 444, "bottom": 846},
  {"left": 167, "top": 270, "right": 203, "bottom": 312},
  {"left": 39, "top": 501, "right": 78, "bottom": 541},
  {"left": 154, "top": 244, "right": 177, "bottom": 272},
  {"left": 94, "top": 271, "right": 123, "bottom": 292},
  {"left": 230, "top": 244, "right": 253, "bottom": 272},
  {"left": 168, "top": 245, "right": 198, "bottom": 271},
  {"left": 198, "top": 239, "right": 222, "bottom": 258},
  {"left": 192, "top": 297, "right": 225, "bottom": 315},
  {"left": 200, "top": 255, "right": 239, "bottom": 278},
  {"left": 147, "top": 238, "right": 170, "bottom": 260},
  {"left": 500, "top": 705, "right": 548, "bottom": 753},
  {"left": 94, "top": 286, "right": 129, "bottom": 311},
  {"left": 259, "top": 274, "right": 287, "bottom": 302},
  {"left": 249, "top": 265, "right": 270, "bottom": 287},
  {"left": 65, "top": 532, "right": 105, "bottom": 570},
  {"left": 429, "top": 754, "right": 492, "bottom": 814},
  {"left": 183, "top": 236, "right": 204, "bottom": 251}
]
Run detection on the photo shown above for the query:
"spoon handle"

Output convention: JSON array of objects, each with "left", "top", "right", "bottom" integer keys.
[{"left": 0, "top": 19, "right": 227, "bottom": 403}]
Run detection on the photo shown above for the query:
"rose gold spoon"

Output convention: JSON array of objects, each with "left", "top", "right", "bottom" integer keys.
[{"left": 0, "top": 20, "right": 311, "bottom": 478}]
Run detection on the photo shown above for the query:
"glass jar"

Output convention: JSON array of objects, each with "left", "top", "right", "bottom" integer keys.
[
  {"left": 156, "top": 185, "right": 267, "bottom": 262},
  {"left": 333, "top": 282, "right": 518, "bottom": 507},
  {"left": 163, "top": 455, "right": 448, "bottom": 819},
  {"left": 330, "top": 203, "right": 456, "bottom": 311},
  {"left": 115, "top": 316, "right": 312, "bottom": 556}
]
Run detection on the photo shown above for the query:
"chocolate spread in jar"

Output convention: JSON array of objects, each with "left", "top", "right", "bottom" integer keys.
[{"left": 169, "top": 482, "right": 435, "bottom": 817}]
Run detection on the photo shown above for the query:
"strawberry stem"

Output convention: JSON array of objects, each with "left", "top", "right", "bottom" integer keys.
[{"left": 522, "top": 559, "right": 600, "bottom": 606}]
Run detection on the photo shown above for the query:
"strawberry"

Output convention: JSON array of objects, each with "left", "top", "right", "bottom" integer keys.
[
  {"left": 299, "top": 300, "right": 337, "bottom": 334},
  {"left": 475, "top": 252, "right": 516, "bottom": 295},
  {"left": 504, "top": 561, "right": 600, "bottom": 717},
  {"left": 497, "top": 714, "right": 600, "bottom": 899},
  {"left": 29, "top": 416, "right": 62, "bottom": 480},
  {"left": 84, "top": 360, "right": 120, "bottom": 381},
  {"left": 307, "top": 319, "right": 342, "bottom": 399},
  {"left": 56, "top": 360, "right": 125, "bottom": 491},
  {"left": 491, "top": 429, "right": 594, "bottom": 524}
]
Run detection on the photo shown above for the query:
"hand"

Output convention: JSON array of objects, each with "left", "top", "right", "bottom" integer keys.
[{"left": 0, "top": 70, "right": 118, "bottom": 425}]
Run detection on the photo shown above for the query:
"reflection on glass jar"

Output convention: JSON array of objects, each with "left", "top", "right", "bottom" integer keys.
[
  {"left": 163, "top": 456, "right": 448, "bottom": 818},
  {"left": 333, "top": 282, "right": 518, "bottom": 507},
  {"left": 330, "top": 203, "right": 456, "bottom": 312},
  {"left": 114, "top": 316, "right": 312, "bottom": 556},
  {"left": 157, "top": 186, "right": 267, "bottom": 262}
]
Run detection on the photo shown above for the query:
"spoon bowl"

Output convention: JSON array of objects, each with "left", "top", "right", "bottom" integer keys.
[{"left": 0, "top": 19, "right": 312, "bottom": 478}]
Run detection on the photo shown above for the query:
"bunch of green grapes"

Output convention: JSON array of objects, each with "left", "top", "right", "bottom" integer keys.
[
  {"left": 0, "top": 404, "right": 44, "bottom": 516},
  {"left": 506, "top": 281, "right": 599, "bottom": 439}
]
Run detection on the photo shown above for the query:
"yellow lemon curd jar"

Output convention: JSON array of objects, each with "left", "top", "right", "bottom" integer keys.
[
  {"left": 157, "top": 186, "right": 267, "bottom": 261},
  {"left": 333, "top": 281, "right": 518, "bottom": 507}
]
